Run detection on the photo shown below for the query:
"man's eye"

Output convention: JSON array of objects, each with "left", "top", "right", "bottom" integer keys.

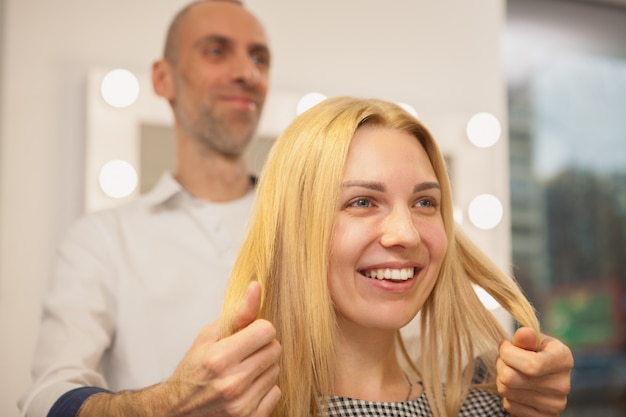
[
  {"left": 207, "top": 47, "right": 223, "bottom": 56},
  {"left": 251, "top": 53, "right": 269, "bottom": 66},
  {"left": 201, "top": 44, "right": 224, "bottom": 56}
]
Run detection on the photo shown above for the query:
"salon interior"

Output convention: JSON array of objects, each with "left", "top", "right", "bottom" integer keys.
[{"left": 1, "top": 0, "right": 625, "bottom": 415}]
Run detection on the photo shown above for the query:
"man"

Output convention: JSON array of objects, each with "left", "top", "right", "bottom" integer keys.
[{"left": 19, "top": 1, "right": 572, "bottom": 416}]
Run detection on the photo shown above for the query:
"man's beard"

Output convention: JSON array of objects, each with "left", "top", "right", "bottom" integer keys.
[
  {"left": 176, "top": 98, "right": 260, "bottom": 159},
  {"left": 171, "top": 70, "right": 263, "bottom": 158}
]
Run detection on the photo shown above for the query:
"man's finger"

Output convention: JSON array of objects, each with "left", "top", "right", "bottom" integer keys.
[
  {"left": 232, "top": 281, "right": 262, "bottom": 332},
  {"left": 256, "top": 385, "right": 282, "bottom": 417},
  {"left": 503, "top": 397, "right": 550, "bottom": 417}
]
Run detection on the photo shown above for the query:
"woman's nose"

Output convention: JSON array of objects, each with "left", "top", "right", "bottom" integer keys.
[{"left": 379, "top": 207, "right": 421, "bottom": 248}]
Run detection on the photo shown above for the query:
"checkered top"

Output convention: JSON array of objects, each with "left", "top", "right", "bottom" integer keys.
[{"left": 322, "top": 388, "right": 509, "bottom": 417}]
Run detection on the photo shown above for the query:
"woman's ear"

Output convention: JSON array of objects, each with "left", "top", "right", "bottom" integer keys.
[{"left": 152, "top": 59, "right": 175, "bottom": 101}]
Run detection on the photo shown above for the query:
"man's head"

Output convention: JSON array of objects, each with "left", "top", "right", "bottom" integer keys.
[{"left": 153, "top": 0, "right": 270, "bottom": 158}]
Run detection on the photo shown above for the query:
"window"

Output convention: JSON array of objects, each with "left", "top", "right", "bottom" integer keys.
[{"left": 507, "top": 1, "right": 626, "bottom": 414}]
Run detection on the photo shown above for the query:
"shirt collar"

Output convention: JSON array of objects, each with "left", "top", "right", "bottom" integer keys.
[
  {"left": 142, "top": 172, "right": 258, "bottom": 208},
  {"left": 142, "top": 172, "right": 187, "bottom": 208}
]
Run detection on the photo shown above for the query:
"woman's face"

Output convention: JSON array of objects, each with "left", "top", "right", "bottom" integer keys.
[{"left": 328, "top": 125, "right": 448, "bottom": 332}]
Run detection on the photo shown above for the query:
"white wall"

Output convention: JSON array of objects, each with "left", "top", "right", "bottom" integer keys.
[{"left": 0, "top": 1, "right": 508, "bottom": 415}]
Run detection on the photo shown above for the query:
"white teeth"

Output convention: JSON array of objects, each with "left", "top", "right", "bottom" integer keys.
[{"left": 364, "top": 268, "right": 414, "bottom": 281}]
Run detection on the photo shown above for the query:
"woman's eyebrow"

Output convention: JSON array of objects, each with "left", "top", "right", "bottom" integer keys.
[
  {"left": 341, "top": 180, "right": 440, "bottom": 193},
  {"left": 414, "top": 181, "right": 440, "bottom": 193},
  {"left": 341, "top": 180, "right": 385, "bottom": 192}
]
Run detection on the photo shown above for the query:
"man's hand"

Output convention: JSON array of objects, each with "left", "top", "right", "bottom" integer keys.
[
  {"left": 79, "top": 281, "right": 282, "bottom": 417},
  {"left": 497, "top": 327, "right": 573, "bottom": 417}
]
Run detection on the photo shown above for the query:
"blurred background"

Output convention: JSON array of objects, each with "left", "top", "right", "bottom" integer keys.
[
  {"left": 507, "top": 0, "right": 626, "bottom": 415},
  {"left": 0, "top": 0, "right": 624, "bottom": 416}
]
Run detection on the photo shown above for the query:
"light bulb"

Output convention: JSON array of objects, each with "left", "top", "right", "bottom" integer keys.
[
  {"left": 468, "top": 194, "right": 503, "bottom": 230},
  {"left": 466, "top": 112, "right": 501, "bottom": 148},
  {"left": 101, "top": 69, "right": 140, "bottom": 108},
  {"left": 99, "top": 159, "right": 138, "bottom": 198},
  {"left": 296, "top": 92, "right": 327, "bottom": 115}
]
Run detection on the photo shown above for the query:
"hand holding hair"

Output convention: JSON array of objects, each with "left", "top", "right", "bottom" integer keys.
[
  {"left": 78, "top": 281, "right": 282, "bottom": 417},
  {"left": 497, "top": 327, "right": 573, "bottom": 417}
]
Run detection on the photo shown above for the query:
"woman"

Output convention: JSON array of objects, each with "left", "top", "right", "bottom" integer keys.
[{"left": 221, "top": 96, "right": 539, "bottom": 416}]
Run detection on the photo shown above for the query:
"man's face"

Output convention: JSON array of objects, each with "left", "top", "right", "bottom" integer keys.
[{"left": 170, "top": 1, "right": 271, "bottom": 158}]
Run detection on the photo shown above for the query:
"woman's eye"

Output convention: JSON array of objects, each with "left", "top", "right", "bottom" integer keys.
[
  {"left": 349, "top": 198, "right": 372, "bottom": 208},
  {"left": 416, "top": 198, "right": 437, "bottom": 208}
]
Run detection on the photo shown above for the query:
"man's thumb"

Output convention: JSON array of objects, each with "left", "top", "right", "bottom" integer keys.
[
  {"left": 232, "top": 281, "right": 262, "bottom": 332},
  {"left": 512, "top": 326, "right": 539, "bottom": 352}
]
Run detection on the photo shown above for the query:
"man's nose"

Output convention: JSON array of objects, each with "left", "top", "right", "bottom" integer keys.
[{"left": 231, "top": 54, "right": 262, "bottom": 85}]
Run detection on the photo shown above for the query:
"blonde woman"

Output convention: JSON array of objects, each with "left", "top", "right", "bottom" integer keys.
[{"left": 221, "top": 96, "right": 566, "bottom": 416}]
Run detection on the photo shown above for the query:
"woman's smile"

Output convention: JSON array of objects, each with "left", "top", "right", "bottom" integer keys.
[{"left": 328, "top": 125, "right": 447, "bottom": 331}]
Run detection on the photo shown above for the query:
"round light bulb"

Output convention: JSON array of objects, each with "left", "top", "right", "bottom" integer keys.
[
  {"left": 466, "top": 112, "right": 501, "bottom": 148},
  {"left": 99, "top": 159, "right": 138, "bottom": 199},
  {"left": 296, "top": 92, "right": 327, "bottom": 115},
  {"left": 101, "top": 69, "right": 140, "bottom": 108},
  {"left": 468, "top": 194, "right": 503, "bottom": 230},
  {"left": 397, "top": 102, "right": 418, "bottom": 118}
]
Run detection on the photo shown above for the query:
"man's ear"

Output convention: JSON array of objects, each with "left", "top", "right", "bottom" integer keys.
[{"left": 152, "top": 59, "right": 175, "bottom": 100}]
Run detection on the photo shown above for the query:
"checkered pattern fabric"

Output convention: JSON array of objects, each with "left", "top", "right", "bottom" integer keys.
[{"left": 323, "top": 388, "right": 509, "bottom": 417}]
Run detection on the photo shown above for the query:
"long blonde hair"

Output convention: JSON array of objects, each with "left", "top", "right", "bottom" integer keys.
[{"left": 220, "top": 96, "right": 539, "bottom": 416}]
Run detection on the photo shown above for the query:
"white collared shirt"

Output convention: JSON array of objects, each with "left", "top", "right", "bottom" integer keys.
[{"left": 20, "top": 172, "right": 255, "bottom": 416}]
